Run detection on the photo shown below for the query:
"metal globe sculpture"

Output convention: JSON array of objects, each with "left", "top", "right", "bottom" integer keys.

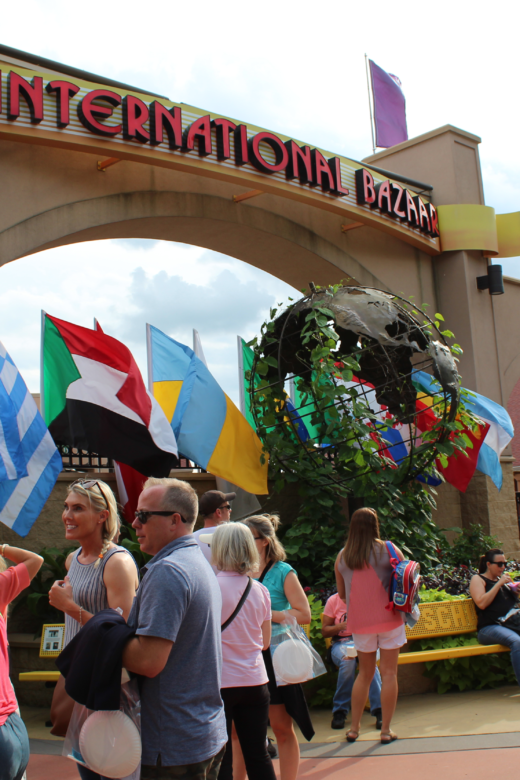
[{"left": 249, "top": 285, "right": 461, "bottom": 490}]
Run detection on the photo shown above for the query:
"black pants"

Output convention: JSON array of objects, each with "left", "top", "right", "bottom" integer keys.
[{"left": 218, "top": 684, "right": 276, "bottom": 780}]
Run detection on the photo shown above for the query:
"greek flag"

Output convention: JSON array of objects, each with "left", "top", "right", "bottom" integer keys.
[{"left": 0, "top": 342, "right": 62, "bottom": 536}]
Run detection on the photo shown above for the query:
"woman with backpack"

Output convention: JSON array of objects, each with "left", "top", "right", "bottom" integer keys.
[{"left": 334, "top": 507, "right": 405, "bottom": 744}]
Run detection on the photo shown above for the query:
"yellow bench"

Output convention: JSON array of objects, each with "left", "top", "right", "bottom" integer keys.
[
  {"left": 19, "top": 670, "right": 60, "bottom": 682},
  {"left": 399, "top": 598, "right": 509, "bottom": 664},
  {"left": 321, "top": 599, "right": 510, "bottom": 664}
]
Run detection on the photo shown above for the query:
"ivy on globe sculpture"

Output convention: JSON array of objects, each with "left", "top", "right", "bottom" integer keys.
[{"left": 247, "top": 284, "right": 482, "bottom": 582}]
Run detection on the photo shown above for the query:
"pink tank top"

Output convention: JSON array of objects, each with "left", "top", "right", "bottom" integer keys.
[{"left": 337, "top": 543, "right": 403, "bottom": 634}]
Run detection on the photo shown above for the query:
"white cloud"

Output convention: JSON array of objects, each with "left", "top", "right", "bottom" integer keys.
[{"left": 0, "top": 240, "right": 297, "bottom": 405}]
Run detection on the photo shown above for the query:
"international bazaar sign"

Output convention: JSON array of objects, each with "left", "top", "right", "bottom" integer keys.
[{"left": 0, "top": 65, "right": 442, "bottom": 253}]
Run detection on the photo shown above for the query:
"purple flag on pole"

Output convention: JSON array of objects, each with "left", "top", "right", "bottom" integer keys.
[{"left": 369, "top": 60, "right": 408, "bottom": 148}]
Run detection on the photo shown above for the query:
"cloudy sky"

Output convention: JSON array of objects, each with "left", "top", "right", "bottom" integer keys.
[{"left": 1, "top": 0, "right": 519, "bottom": 405}]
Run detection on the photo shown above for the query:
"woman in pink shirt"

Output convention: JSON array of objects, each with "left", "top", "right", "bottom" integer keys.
[
  {"left": 335, "top": 508, "right": 405, "bottom": 744},
  {"left": 208, "top": 522, "right": 276, "bottom": 780},
  {"left": 0, "top": 543, "right": 43, "bottom": 780}
]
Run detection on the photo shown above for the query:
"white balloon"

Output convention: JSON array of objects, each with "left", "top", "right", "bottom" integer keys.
[
  {"left": 79, "top": 710, "right": 141, "bottom": 779},
  {"left": 272, "top": 639, "right": 314, "bottom": 684}
]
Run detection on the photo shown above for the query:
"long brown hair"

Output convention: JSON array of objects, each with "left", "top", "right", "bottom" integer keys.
[{"left": 342, "top": 507, "right": 382, "bottom": 570}]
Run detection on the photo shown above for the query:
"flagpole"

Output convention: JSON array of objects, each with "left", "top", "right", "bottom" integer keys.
[
  {"left": 40, "top": 310, "right": 46, "bottom": 421},
  {"left": 365, "top": 54, "right": 376, "bottom": 155},
  {"left": 237, "top": 336, "right": 245, "bottom": 416},
  {"left": 146, "top": 323, "right": 153, "bottom": 393}
]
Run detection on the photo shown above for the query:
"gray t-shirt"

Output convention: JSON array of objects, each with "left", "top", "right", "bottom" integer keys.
[{"left": 128, "top": 535, "right": 226, "bottom": 766}]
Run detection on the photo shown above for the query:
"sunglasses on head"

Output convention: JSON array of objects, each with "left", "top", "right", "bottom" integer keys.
[
  {"left": 134, "top": 510, "right": 187, "bottom": 525},
  {"left": 70, "top": 479, "right": 109, "bottom": 509},
  {"left": 492, "top": 560, "right": 507, "bottom": 567}
]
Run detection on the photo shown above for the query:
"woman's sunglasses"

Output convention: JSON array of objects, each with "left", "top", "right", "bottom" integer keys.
[
  {"left": 492, "top": 561, "right": 507, "bottom": 567},
  {"left": 70, "top": 478, "right": 109, "bottom": 509}
]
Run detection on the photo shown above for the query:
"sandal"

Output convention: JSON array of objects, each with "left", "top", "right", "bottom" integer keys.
[
  {"left": 346, "top": 730, "right": 359, "bottom": 743},
  {"left": 380, "top": 731, "right": 398, "bottom": 744}
]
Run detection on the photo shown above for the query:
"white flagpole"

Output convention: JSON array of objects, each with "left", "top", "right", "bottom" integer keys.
[
  {"left": 193, "top": 329, "right": 208, "bottom": 367},
  {"left": 237, "top": 335, "right": 246, "bottom": 416},
  {"left": 146, "top": 324, "right": 153, "bottom": 393},
  {"left": 40, "top": 310, "right": 46, "bottom": 420},
  {"left": 365, "top": 54, "right": 376, "bottom": 155}
]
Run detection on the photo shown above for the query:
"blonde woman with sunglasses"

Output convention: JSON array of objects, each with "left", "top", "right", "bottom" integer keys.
[{"left": 49, "top": 478, "right": 139, "bottom": 780}]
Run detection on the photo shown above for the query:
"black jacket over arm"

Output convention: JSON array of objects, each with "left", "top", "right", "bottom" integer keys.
[{"left": 56, "top": 608, "right": 135, "bottom": 711}]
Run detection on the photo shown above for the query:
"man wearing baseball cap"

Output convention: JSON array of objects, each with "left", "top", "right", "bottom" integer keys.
[{"left": 193, "top": 490, "right": 236, "bottom": 571}]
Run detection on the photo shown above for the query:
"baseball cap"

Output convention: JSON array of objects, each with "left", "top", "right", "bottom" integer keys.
[{"left": 199, "top": 490, "right": 236, "bottom": 516}]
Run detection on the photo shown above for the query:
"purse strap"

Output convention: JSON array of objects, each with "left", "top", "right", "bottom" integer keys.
[
  {"left": 221, "top": 577, "right": 253, "bottom": 632},
  {"left": 258, "top": 560, "right": 274, "bottom": 584}
]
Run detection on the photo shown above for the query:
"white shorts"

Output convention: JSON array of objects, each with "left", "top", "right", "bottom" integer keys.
[{"left": 352, "top": 623, "right": 406, "bottom": 653}]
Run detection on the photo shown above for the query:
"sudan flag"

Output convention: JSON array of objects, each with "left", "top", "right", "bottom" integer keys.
[{"left": 42, "top": 313, "right": 178, "bottom": 477}]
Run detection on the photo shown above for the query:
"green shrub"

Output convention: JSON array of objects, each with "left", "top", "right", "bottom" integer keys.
[
  {"left": 441, "top": 524, "right": 501, "bottom": 568},
  {"left": 418, "top": 585, "right": 465, "bottom": 602}
]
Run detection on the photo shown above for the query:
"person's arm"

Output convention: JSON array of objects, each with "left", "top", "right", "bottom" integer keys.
[
  {"left": 322, "top": 613, "right": 348, "bottom": 638},
  {"left": 470, "top": 573, "right": 512, "bottom": 609},
  {"left": 49, "top": 576, "right": 94, "bottom": 625},
  {"left": 1, "top": 544, "right": 43, "bottom": 580},
  {"left": 272, "top": 571, "right": 311, "bottom": 625},
  {"left": 103, "top": 553, "right": 138, "bottom": 621},
  {"left": 261, "top": 619, "right": 271, "bottom": 651},
  {"left": 122, "top": 635, "right": 174, "bottom": 677},
  {"left": 49, "top": 551, "right": 138, "bottom": 625},
  {"left": 335, "top": 552, "right": 345, "bottom": 600}
]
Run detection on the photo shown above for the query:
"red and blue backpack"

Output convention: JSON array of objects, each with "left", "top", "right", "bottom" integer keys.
[{"left": 385, "top": 541, "right": 421, "bottom": 614}]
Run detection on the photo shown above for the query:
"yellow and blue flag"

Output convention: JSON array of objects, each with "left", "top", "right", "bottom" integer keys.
[{"left": 147, "top": 325, "right": 268, "bottom": 495}]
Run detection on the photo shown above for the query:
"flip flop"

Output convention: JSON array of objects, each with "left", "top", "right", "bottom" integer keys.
[
  {"left": 380, "top": 731, "right": 398, "bottom": 744},
  {"left": 346, "top": 730, "right": 359, "bottom": 743}
]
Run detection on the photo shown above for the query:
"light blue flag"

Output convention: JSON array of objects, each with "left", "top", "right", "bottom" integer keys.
[
  {"left": 414, "top": 370, "right": 514, "bottom": 490},
  {"left": 0, "top": 342, "right": 62, "bottom": 536}
]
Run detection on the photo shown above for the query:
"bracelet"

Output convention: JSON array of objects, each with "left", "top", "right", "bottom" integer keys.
[{"left": 0, "top": 544, "right": 6, "bottom": 557}]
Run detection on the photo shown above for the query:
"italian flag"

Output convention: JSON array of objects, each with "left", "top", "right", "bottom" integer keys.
[{"left": 41, "top": 313, "right": 178, "bottom": 477}]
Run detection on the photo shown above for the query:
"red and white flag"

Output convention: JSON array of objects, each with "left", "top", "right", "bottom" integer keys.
[{"left": 42, "top": 314, "right": 178, "bottom": 477}]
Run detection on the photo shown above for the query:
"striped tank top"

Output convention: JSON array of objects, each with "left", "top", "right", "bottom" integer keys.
[{"left": 64, "top": 545, "right": 138, "bottom": 646}]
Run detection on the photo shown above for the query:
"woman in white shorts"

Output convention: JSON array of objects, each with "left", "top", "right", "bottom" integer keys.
[{"left": 334, "top": 507, "right": 406, "bottom": 744}]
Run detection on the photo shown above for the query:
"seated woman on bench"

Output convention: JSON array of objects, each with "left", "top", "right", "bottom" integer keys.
[{"left": 470, "top": 548, "right": 520, "bottom": 685}]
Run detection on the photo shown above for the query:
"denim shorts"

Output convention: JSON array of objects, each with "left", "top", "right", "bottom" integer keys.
[{"left": 0, "top": 711, "right": 30, "bottom": 780}]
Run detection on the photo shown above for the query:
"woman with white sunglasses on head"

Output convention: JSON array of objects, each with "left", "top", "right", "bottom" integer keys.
[{"left": 49, "top": 478, "right": 139, "bottom": 780}]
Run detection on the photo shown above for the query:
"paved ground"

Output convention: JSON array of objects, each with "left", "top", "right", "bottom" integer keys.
[{"left": 23, "top": 686, "right": 520, "bottom": 779}]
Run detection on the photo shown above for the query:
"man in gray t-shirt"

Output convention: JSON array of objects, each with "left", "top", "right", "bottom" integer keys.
[{"left": 123, "top": 478, "right": 226, "bottom": 777}]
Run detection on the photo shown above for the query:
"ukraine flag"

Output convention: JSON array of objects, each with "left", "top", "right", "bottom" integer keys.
[{"left": 147, "top": 325, "right": 268, "bottom": 495}]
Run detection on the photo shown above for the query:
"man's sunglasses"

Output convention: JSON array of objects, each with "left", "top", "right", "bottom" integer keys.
[
  {"left": 134, "top": 510, "right": 187, "bottom": 524},
  {"left": 220, "top": 504, "right": 232, "bottom": 511},
  {"left": 493, "top": 561, "right": 507, "bottom": 567},
  {"left": 70, "top": 478, "right": 109, "bottom": 509}
]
